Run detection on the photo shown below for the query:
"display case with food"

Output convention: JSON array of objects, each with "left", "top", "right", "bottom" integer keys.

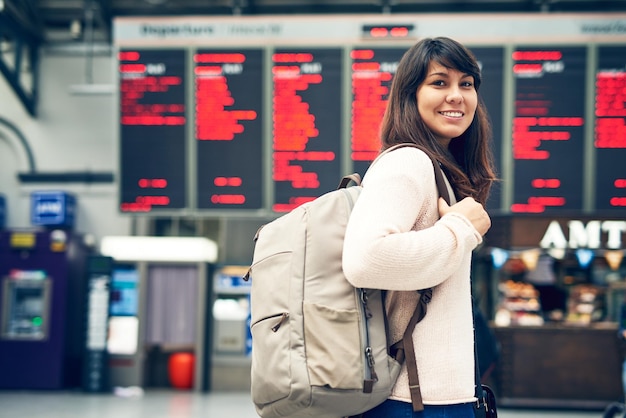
[
  {"left": 564, "top": 284, "right": 605, "bottom": 325},
  {"left": 494, "top": 280, "right": 544, "bottom": 327}
]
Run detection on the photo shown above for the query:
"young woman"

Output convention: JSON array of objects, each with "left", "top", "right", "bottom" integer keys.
[{"left": 342, "top": 37, "right": 497, "bottom": 418}]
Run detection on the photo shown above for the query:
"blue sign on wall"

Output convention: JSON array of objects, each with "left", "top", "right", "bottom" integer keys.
[{"left": 31, "top": 191, "right": 76, "bottom": 228}]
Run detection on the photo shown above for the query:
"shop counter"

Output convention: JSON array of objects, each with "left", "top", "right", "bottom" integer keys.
[{"left": 492, "top": 323, "right": 623, "bottom": 410}]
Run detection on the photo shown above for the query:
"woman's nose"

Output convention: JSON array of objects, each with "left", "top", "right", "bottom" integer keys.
[{"left": 446, "top": 88, "right": 463, "bottom": 103}]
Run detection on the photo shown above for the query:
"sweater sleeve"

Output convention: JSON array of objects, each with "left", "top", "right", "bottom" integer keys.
[{"left": 342, "top": 147, "right": 482, "bottom": 291}]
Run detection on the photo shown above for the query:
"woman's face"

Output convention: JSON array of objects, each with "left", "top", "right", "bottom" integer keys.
[{"left": 416, "top": 61, "right": 478, "bottom": 147}]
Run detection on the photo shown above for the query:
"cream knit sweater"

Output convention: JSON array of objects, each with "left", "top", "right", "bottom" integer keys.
[{"left": 342, "top": 147, "right": 482, "bottom": 406}]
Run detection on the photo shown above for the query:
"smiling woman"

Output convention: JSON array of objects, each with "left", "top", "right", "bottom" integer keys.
[
  {"left": 378, "top": 36, "right": 496, "bottom": 206},
  {"left": 343, "top": 37, "right": 497, "bottom": 418}
]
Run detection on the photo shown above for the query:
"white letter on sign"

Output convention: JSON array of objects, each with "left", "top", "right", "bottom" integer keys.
[
  {"left": 602, "top": 221, "right": 626, "bottom": 249},
  {"left": 568, "top": 220, "right": 601, "bottom": 249},
  {"left": 540, "top": 221, "right": 567, "bottom": 249}
]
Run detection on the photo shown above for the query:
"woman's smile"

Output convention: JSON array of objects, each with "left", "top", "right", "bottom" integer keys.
[{"left": 416, "top": 62, "right": 478, "bottom": 146}]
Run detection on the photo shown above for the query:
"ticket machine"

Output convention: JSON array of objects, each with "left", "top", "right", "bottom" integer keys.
[{"left": 0, "top": 229, "right": 91, "bottom": 389}]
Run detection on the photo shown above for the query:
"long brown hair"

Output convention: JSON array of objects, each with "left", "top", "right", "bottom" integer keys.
[{"left": 379, "top": 36, "right": 497, "bottom": 204}]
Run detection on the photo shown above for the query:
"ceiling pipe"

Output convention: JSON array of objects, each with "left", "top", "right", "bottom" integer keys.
[{"left": 0, "top": 115, "right": 36, "bottom": 173}]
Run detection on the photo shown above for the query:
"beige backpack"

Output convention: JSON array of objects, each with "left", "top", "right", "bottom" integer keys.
[{"left": 244, "top": 144, "right": 450, "bottom": 418}]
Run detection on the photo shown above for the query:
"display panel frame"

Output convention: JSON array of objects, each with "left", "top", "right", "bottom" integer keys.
[
  {"left": 510, "top": 45, "right": 587, "bottom": 214},
  {"left": 594, "top": 45, "right": 626, "bottom": 213},
  {"left": 118, "top": 48, "right": 188, "bottom": 213},
  {"left": 194, "top": 48, "right": 265, "bottom": 211}
]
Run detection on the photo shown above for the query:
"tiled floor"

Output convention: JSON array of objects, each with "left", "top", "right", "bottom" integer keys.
[{"left": 0, "top": 389, "right": 616, "bottom": 418}]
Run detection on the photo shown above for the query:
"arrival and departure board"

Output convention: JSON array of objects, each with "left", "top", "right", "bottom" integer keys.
[
  {"left": 115, "top": 35, "right": 622, "bottom": 215},
  {"left": 194, "top": 49, "right": 264, "bottom": 210},
  {"left": 119, "top": 49, "right": 187, "bottom": 212},
  {"left": 271, "top": 48, "right": 343, "bottom": 212},
  {"left": 595, "top": 45, "right": 626, "bottom": 212},
  {"left": 350, "top": 47, "right": 406, "bottom": 177},
  {"left": 511, "top": 46, "right": 586, "bottom": 213}
]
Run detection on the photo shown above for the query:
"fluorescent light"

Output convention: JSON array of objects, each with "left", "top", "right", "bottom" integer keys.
[
  {"left": 68, "top": 84, "right": 115, "bottom": 95},
  {"left": 100, "top": 236, "right": 218, "bottom": 262}
]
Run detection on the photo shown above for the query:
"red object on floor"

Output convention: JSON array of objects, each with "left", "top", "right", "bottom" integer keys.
[{"left": 168, "top": 352, "right": 195, "bottom": 389}]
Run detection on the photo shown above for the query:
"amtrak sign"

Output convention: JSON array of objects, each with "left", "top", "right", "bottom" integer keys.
[
  {"left": 540, "top": 220, "right": 626, "bottom": 249},
  {"left": 489, "top": 217, "right": 626, "bottom": 251}
]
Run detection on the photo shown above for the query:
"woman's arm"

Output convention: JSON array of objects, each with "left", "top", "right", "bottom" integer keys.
[{"left": 342, "top": 148, "right": 483, "bottom": 291}]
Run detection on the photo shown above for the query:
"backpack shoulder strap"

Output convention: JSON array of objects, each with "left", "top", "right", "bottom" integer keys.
[
  {"left": 403, "top": 288, "right": 431, "bottom": 411},
  {"left": 372, "top": 143, "right": 451, "bottom": 205},
  {"left": 337, "top": 173, "right": 361, "bottom": 189},
  {"left": 378, "top": 143, "right": 450, "bottom": 412}
]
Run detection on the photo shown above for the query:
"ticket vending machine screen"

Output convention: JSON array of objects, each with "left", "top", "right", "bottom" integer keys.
[{"left": 1, "top": 276, "right": 52, "bottom": 340}]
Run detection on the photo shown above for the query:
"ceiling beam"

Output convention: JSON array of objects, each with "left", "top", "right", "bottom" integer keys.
[
  {"left": 92, "top": 0, "right": 112, "bottom": 43},
  {"left": 0, "top": 2, "right": 42, "bottom": 117}
]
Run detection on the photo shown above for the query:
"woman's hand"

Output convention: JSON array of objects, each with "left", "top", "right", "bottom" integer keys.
[{"left": 438, "top": 197, "right": 491, "bottom": 236}]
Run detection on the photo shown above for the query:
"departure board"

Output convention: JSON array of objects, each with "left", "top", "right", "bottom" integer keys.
[
  {"left": 272, "top": 48, "right": 343, "bottom": 212},
  {"left": 194, "top": 49, "right": 264, "bottom": 210},
  {"left": 471, "top": 47, "right": 504, "bottom": 212},
  {"left": 595, "top": 46, "right": 626, "bottom": 212},
  {"left": 350, "top": 48, "right": 406, "bottom": 177},
  {"left": 511, "top": 47, "right": 586, "bottom": 213},
  {"left": 119, "top": 49, "right": 187, "bottom": 212},
  {"left": 115, "top": 35, "right": 621, "bottom": 215}
]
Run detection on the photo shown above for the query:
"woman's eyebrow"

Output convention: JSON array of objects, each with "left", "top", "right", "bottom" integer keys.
[
  {"left": 427, "top": 71, "right": 448, "bottom": 77},
  {"left": 426, "top": 71, "right": 473, "bottom": 78}
]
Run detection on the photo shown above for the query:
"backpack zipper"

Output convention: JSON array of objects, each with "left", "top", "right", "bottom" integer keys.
[
  {"left": 360, "top": 289, "right": 377, "bottom": 393},
  {"left": 271, "top": 312, "right": 289, "bottom": 332},
  {"left": 250, "top": 312, "right": 289, "bottom": 331}
]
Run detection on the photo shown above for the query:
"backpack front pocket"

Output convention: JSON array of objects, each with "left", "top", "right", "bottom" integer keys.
[
  {"left": 250, "top": 312, "right": 291, "bottom": 405},
  {"left": 303, "top": 302, "right": 362, "bottom": 389}
]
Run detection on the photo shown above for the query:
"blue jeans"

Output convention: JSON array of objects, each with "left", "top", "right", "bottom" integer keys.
[{"left": 362, "top": 399, "right": 475, "bottom": 418}]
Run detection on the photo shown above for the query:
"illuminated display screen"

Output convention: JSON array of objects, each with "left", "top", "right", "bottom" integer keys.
[
  {"left": 350, "top": 48, "right": 406, "bottom": 177},
  {"left": 119, "top": 49, "right": 187, "bottom": 212},
  {"left": 511, "top": 46, "right": 586, "bottom": 213},
  {"left": 271, "top": 48, "right": 343, "bottom": 212},
  {"left": 194, "top": 49, "right": 264, "bottom": 209},
  {"left": 595, "top": 45, "right": 626, "bottom": 211},
  {"left": 109, "top": 267, "right": 139, "bottom": 316},
  {"left": 361, "top": 24, "right": 415, "bottom": 39},
  {"left": 115, "top": 41, "right": 619, "bottom": 215},
  {"left": 471, "top": 47, "right": 504, "bottom": 212}
]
